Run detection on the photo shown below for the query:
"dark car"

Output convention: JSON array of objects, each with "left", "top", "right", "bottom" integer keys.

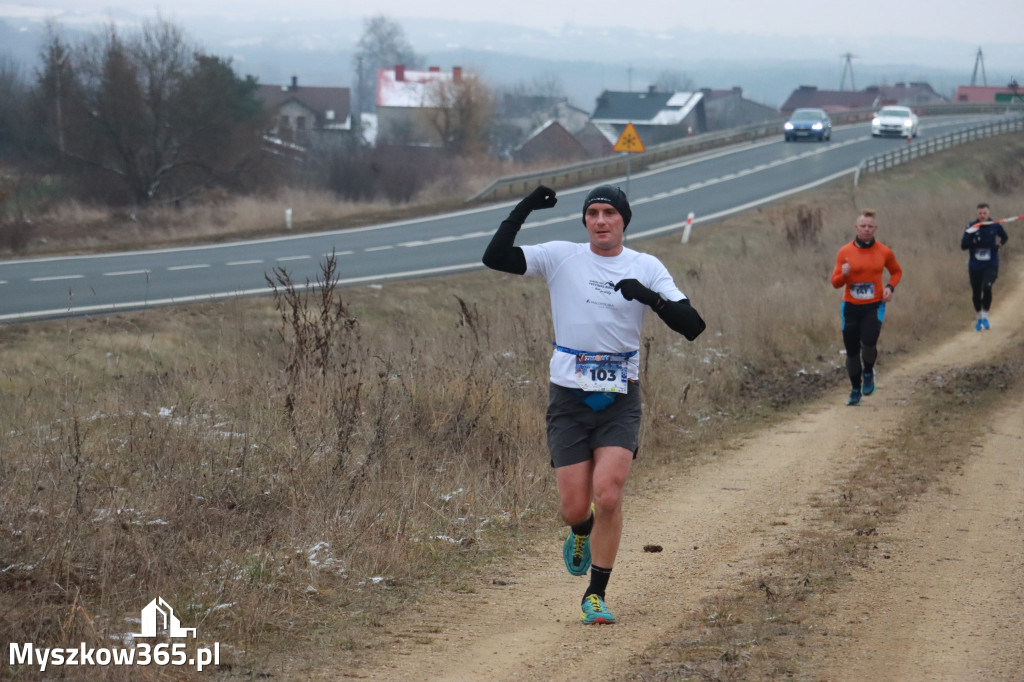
[{"left": 784, "top": 108, "right": 832, "bottom": 142}]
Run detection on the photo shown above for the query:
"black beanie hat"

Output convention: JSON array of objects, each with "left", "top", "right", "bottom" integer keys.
[{"left": 581, "top": 185, "right": 632, "bottom": 229}]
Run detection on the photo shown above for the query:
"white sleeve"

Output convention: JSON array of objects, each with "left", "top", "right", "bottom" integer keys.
[
  {"left": 643, "top": 255, "right": 686, "bottom": 301},
  {"left": 522, "top": 241, "right": 574, "bottom": 279}
]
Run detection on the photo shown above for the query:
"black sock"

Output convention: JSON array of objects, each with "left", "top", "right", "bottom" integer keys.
[
  {"left": 584, "top": 565, "right": 612, "bottom": 601},
  {"left": 571, "top": 511, "right": 594, "bottom": 537}
]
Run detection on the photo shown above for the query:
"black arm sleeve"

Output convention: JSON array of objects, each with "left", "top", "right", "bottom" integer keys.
[
  {"left": 482, "top": 219, "right": 527, "bottom": 275},
  {"left": 655, "top": 298, "right": 706, "bottom": 341}
]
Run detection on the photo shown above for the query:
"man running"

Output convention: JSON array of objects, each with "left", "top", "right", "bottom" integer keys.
[
  {"left": 830, "top": 210, "right": 903, "bottom": 406},
  {"left": 961, "top": 202, "right": 1009, "bottom": 330},
  {"left": 482, "top": 184, "right": 705, "bottom": 624}
]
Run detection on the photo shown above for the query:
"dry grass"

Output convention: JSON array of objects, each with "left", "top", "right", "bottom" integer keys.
[
  {"left": 0, "top": 154, "right": 553, "bottom": 257},
  {"left": 0, "top": 134, "right": 1021, "bottom": 679},
  {"left": 628, "top": 350, "right": 1024, "bottom": 682}
]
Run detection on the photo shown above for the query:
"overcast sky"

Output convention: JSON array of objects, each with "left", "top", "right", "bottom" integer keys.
[{"left": 7, "top": 0, "right": 1024, "bottom": 43}]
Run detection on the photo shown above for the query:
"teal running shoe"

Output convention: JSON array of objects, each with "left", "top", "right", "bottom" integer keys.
[
  {"left": 563, "top": 502, "right": 594, "bottom": 576},
  {"left": 562, "top": 528, "right": 591, "bottom": 576},
  {"left": 846, "top": 389, "right": 861, "bottom": 406},
  {"left": 975, "top": 320, "right": 984, "bottom": 331},
  {"left": 862, "top": 371, "right": 875, "bottom": 396},
  {"left": 981, "top": 319, "right": 991, "bottom": 330},
  {"left": 580, "top": 594, "right": 616, "bottom": 624}
]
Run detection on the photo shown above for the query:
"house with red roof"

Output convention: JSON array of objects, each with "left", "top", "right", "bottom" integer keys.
[
  {"left": 513, "top": 120, "right": 589, "bottom": 165},
  {"left": 376, "top": 65, "right": 468, "bottom": 147},
  {"left": 953, "top": 83, "right": 1024, "bottom": 103}
]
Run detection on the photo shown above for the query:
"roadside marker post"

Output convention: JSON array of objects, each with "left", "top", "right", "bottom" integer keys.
[
  {"left": 682, "top": 212, "right": 695, "bottom": 244},
  {"left": 613, "top": 122, "right": 646, "bottom": 196}
]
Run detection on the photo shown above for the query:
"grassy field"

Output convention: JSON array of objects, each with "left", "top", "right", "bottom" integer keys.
[{"left": 1, "top": 133, "right": 1021, "bottom": 679}]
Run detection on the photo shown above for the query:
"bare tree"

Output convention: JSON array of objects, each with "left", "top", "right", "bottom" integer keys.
[
  {"left": 30, "top": 22, "right": 76, "bottom": 158},
  {"left": 32, "top": 18, "right": 268, "bottom": 204},
  {"left": 424, "top": 73, "right": 493, "bottom": 156},
  {"left": 654, "top": 69, "right": 696, "bottom": 93},
  {"left": 352, "top": 15, "right": 421, "bottom": 116},
  {"left": 490, "top": 73, "right": 569, "bottom": 158},
  {"left": 0, "top": 54, "right": 30, "bottom": 158}
]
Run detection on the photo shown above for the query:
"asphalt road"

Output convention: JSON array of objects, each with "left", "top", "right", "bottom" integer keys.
[{"left": 0, "top": 114, "right": 1009, "bottom": 322}]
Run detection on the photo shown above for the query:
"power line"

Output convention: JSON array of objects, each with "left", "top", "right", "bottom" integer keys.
[
  {"left": 839, "top": 53, "right": 856, "bottom": 91},
  {"left": 971, "top": 47, "right": 987, "bottom": 86}
]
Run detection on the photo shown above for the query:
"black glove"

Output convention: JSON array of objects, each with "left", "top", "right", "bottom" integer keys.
[
  {"left": 614, "top": 279, "right": 662, "bottom": 309},
  {"left": 508, "top": 185, "right": 557, "bottom": 223}
]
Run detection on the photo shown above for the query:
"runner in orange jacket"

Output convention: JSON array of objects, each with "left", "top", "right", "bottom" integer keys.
[{"left": 830, "top": 210, "right": 903, "bottom": 405}]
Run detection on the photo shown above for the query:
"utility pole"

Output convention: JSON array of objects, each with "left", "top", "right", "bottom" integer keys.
[
  {"left": 353, "top": 56, "right": 364, "bottom": 142},
  {"left": 55, "top": 63, "right": 64, "bottom": 155},
  {"left": 839, "top": 53, "right": 856, "bottom": 91},
  {"left": 971, "top": 47, "right": 987, "bottom": 86}
]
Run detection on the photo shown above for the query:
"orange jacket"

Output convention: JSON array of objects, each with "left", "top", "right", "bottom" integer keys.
[{"left": 831, "top": 240, "right": 903, "bottom": 304}]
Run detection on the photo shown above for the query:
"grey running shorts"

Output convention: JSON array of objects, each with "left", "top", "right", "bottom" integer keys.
[{"left": 545, "top": 382, "right": 642, "bottom": 468}]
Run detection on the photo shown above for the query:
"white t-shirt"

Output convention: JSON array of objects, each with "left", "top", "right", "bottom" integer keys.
[{"left": 522, "top": 241, "right": 686, "bottom": 389}]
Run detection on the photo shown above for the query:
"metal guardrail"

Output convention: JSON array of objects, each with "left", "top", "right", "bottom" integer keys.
[
  {"left": 469, "top": 102, "right": 1024, "bottom": 203},
  {"left": 468, "top": 120, "right": 785, "bottom": 203},
  {"left": 854, "top": 115, "right": 1024, "bottom": 185}
]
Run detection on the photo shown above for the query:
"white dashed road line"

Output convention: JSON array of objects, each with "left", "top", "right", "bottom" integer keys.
[
  {"left": 30, "top": 275, "right": 84, "bottom": 281},
  {"left": 167, "top": 264, "right": 210, "bottom": 271},
  {"left": 104, "top": 270, "right": 150, "bottom": 276}
]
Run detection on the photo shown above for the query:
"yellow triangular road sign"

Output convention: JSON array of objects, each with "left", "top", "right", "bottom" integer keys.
[{"left": 613, "top": 122, "right": 645, "bottom": 153}]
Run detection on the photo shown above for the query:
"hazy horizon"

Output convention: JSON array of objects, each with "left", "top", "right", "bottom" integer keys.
[
  {"left": 3, "top": 0, "right": 1022, "bottom": 109},
  {"left": 6, "top": 0, "right": 1022, "bottom": 43}
]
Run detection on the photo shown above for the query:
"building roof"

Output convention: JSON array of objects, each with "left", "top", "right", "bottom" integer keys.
[
  {"left": 575, "top": 122, "right": 616, "bottom": 158},
  {"left": 701, "top": 86, "right": 746, "bottom": 102},
  {"left": 591, "top": 89, "right": 704, "bottom": 125},
  {"left": 257, "top": 78, "right": 350, "bottom": 127},
  {"left": 865, "top": 82, "right": 947, "bottom": 105},
  {"left": 499, "top": 94, "right": 591, "bottom": 134},
  {"left": 377, "top": 65, "right": 463, "bottom": 108},
  {"left": 780, "top": 85, "right": 880, "bottom": 114},
  {"left": 514, "top": 120, "right": 588, "bottom": 163},
  {"left": 953, "top": 84, "right": 1022, "bottom": 102}
]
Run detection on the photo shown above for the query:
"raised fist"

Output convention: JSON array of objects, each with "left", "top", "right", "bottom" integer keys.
[{"left": 509, "top": 185, "right": 557, "bottom": 222}]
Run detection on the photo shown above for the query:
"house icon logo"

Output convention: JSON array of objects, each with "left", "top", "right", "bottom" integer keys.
[{"left": 132, "top": 597, "right": 197, "bottom": 638}]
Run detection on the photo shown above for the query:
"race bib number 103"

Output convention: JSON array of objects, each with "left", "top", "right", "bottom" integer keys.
[{"left": 574, "top": 354, "right": 629, "bottom": 393}]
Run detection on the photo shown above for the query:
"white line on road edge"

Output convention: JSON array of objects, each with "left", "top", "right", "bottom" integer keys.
[
  {"left": 0, "top": 263, "right": 484, "bottom": 322},
  {"left": 627, "top": 167, "right": 858, "bottom": 241},
  {"left": 0, "top": 167, "right": 860, "bottom": 323}
]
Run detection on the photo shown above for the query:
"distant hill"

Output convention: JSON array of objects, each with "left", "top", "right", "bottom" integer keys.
[{"left": 2, "top": 12, "right": 1019, "bottom": 111}]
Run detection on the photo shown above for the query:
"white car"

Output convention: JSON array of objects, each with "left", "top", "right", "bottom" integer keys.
[{"left": 871, "top": 106, "right": 919, "bottom": 138}]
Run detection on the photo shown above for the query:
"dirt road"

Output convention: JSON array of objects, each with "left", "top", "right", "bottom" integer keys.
[{"left": 344, "top": 271, "right": 1024, "bottom": 682}]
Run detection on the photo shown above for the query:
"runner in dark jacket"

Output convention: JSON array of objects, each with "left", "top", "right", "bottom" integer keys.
[{"left": 961, "top": 203, "right": 1009, "bottom": 331}]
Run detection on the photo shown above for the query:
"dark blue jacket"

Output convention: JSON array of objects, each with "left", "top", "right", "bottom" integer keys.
[{"left": 961, "top": 219, "right": 1008, "bottom": 270}]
